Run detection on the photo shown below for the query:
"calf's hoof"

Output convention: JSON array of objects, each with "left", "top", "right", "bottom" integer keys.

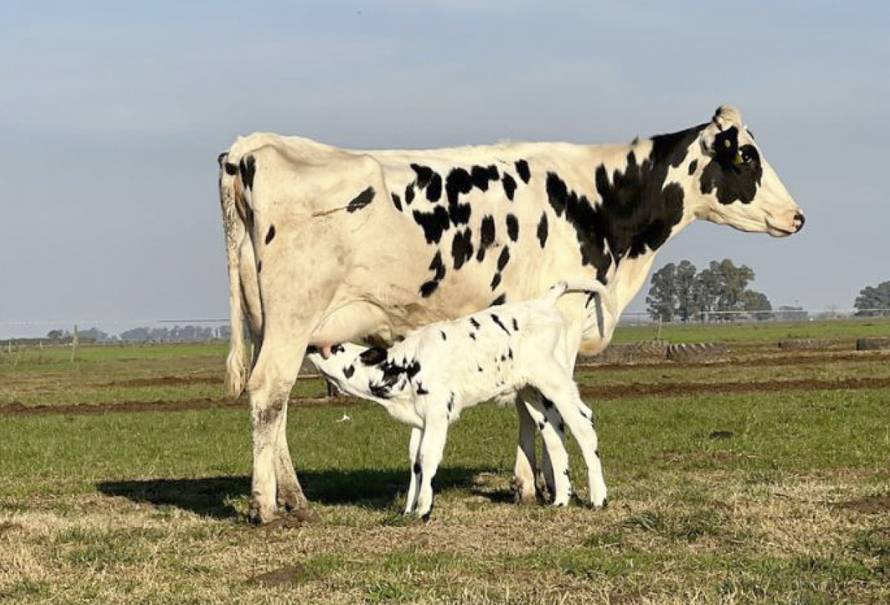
[{"left": 511, "top": 478, "right": 537, "bottom": 505}]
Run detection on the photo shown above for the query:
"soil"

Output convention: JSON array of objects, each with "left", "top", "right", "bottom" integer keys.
[
  {"left": 249, "top": 564, "right": 309, "bottom": 587},
  {"left": 835, "top": 494, "right": 890, "bottom": 514}
]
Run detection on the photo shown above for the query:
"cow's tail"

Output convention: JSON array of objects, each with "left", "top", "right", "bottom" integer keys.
[{"left": 218, "top": 151, "right": 252, "bottom": 398}]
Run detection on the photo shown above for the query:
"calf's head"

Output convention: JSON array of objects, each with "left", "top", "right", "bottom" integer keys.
[{"left": 690, "top": 105, "right": 804, "bottom": 237}]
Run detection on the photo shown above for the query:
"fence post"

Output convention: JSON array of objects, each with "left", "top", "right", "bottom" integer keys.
[{"left": 71, "top": 324, "right": 79, "bottom": 362}]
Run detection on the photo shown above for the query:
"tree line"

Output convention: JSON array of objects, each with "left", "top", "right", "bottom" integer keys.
[
  {"left": 646, "top": 258, "right": 775, "bottom": 322},
  {"left": 45, "top": 325, "right": 231, "bottom": 344}
]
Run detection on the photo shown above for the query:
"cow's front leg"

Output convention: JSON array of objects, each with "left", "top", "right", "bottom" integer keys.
[
  {"left": 513, "top": 394, "right": 538, "bottom": 504},
  {"left": 413, "top": 414, "right": 449, "bottom": 520},
  {"left": 404, "top": 426, "right": 422, "bottom": 514}
]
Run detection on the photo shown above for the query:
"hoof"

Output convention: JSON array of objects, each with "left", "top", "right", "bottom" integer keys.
[{"left": 248, "top": 501, "right": 277, "bottom": 526}]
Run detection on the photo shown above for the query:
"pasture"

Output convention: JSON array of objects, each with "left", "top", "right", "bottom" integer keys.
[{"left": 1, "top": 321, "right": 889, "bottom": 604}]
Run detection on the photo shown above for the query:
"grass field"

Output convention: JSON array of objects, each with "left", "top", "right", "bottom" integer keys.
[{"left": 1, "top": 321, "right": 889, "bottom": 603}]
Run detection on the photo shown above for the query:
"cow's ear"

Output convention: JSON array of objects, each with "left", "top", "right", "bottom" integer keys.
[
  {"left": 359, "top": 346, "right": 388, "bottom": 366},
  {"left": 700, "top": 105, "right": 744, "bottom": 156}
]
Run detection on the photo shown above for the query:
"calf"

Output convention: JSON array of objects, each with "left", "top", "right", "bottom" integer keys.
[{"left": 307, "top": 280, "right": 614, "bottom": 518}]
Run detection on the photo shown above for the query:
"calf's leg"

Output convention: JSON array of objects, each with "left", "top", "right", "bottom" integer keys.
[
  {"left": 413, "top": 412, "right": 449, "bottom": 519},
  {"left": 404, "top": 427, "right": 422, "bottom": 514},
  {"left": 512, "top": 396, "right": 538, "bottom": 503}
]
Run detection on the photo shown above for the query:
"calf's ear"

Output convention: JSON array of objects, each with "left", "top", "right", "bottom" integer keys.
[{"left": 360, "top": 347, "right": 388, "bottom": 366}]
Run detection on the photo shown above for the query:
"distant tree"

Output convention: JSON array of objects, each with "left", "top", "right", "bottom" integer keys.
[
  {"left": 741, "top": 290, "right": 773, "bottom": 320},
  {"left": 46, "top": 329, "right": 66, "bottom": 341},
  {"left": 675, "top": 260, "right": 697, "bottom": 321},
  {"left": 646, "top": 262, "right": 678, "bottom": 321},
  {"left": 693, "top": 264, "right": 722, "bottom": 320},
  {"left": 854, "top": 281, "right": 890, "bottom": 316}
]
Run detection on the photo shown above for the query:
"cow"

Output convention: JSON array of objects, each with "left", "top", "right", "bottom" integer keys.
[
  {"left": 306, "top": 279, "right": 615, "bottom": 518},
  {"left": 217, "top": 105, "right": 804, "bottom": 524}
]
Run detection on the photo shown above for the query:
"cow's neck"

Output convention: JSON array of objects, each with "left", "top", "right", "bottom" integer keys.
[{"left": 579, "top": 126, "right": 705, "bottom": 314}]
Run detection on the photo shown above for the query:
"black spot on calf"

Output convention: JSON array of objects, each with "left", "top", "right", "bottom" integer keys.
[
  {"left": 688, "top": 159, "right": 698, "bottom": 175},
  {"left": 346, "top": 186, "right": 375, "bottom": 213},
  {"left": 490, "top": 314, "right": 510, "bottom": 335},
  {"left": 360, "top": 347, "right": 388, "bottom": 366},
  {"left": 265, "top": 225, "right": 276, "bottom": 244},
  {"left": 515, "top": 159, "right": 531, "bottom": 183},
  {"left": 343, "top": 365, "right": 355, "bottom": 378},
  {"left": 391, "top": 193, "right": 402, "bottom": 212},
  {"left": 490, "top": 272, "right": 501, "bottom": 290},
  {"left": 469, "top": 317, "right": 480, "bottom": 329},
  {"left": 491, "top": 294, "right": 506, "bottom": 306}
]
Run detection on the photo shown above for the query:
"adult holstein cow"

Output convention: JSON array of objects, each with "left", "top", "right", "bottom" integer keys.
[{"left": 218, "top": 105, "right": 804, "bottom": 524}]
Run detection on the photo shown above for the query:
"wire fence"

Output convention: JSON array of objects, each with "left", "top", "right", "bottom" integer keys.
[{"left": 2, "top": 308, "right": 890, "bottom": 343}]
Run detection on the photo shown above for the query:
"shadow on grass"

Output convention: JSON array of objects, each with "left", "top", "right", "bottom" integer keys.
[{"left": 96, "top": 466, "right": 493, "bottom": 519}]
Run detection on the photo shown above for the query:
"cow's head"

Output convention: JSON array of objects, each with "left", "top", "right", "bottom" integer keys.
[{"left": 689, "top": 105, "right": 804, "bottom": 237}]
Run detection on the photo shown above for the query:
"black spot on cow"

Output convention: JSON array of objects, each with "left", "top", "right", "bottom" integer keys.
[
  {"left": 688, "top": 159, "right": 698, "bottom": 175},
  {"left": 490, "top": 272, "right": 501, "bottom": 291},
  {"left": 536, "top": 212, "right": 548, "bottom": 248},
  {"left": 360, "top": 347, "right": 387, "bottom": 366},
  {"left": 512, "top": 318, "right": 519, "bottom": 331},
  {"left": 700, "top": 126, "right": 762, "bottom": 205},
  {"left": 405, "top": 183, "right": 415, "bottom": 205},
  {"left": 257, "top": 261, "right": 262, "bottom": 273},
  {"left": 500, "top": 354, "right": 506, "bottom": 362},
  {"left": 558, "top": 422, "right": 566, "bottom": 434},
  {"left": 515, "top": 159, "right": 531, "bottom": 184},
  {"left": 429, "top": 251, "right": 446, "bottom": 280},
  {"left": 391, "top": 193, "right": 402, "bottom": 212},
  {"left": 427, "top": 173, "right": 442, "bottom": 202},
  {"left": 224, "top": 162, "right": 238, "bottom": 176},
  {"left": 445, "top": 168, "right": 473, "bottom": 225},
  {"left": 477, "top": 365, "right": 483, "bottom": 372},
  {"left": 451, "top": 228, "right": 474, "bottom": 270},
  {"left": 469, "top": 332, "right": 476, "bottom": 340},
  {"left": 411, "top": 164, "right": 434, "bottom": 188},
  {"left": 506, "top": 214, "right": 519, "bottom": 241},
  {"left": 420, "top": 280, "right": 439, "bottom": 297},
  {"left": 491, "top": 294, "right": 506, "bottom": 306},
  {"left": 447, "top": 393, "right": 454, "bottom": 412},
  {"left": 440, "top": 331, "right": 447, "bottom": 341},
  {"left": 346, "top": 186, "right": 375, "bottom": 213},
  {"left": 507, "top": 348, "right": 513, "bottom": 360},
  {"left": 469, "top": 317, "right": 480, "bottom": 329},
  {"left": 239, "top": 155, "right": 256, "bottom": 189},
  {"left": 490, "top": 314, "right": 510, "bottom": 335},
  {"left": 412, "top": 206, "right": 450, "bottom": 244},
  {"left": 497, "top": 246, "right": 510, "bottom": 272},
  {"left": 542, "top": 397, "right": 554, "bottom": 409},
  {"left": 501, "top": 173, "right": 517, "bottom": 200},
  {"left": 264, "top": 225, "right": 276, "bottom": 244},
  {"left": 413, "top": 462, "right": 422, "bottom": 475},
  {"left": 343, "top": 365, "right": 355, "bottom": 378},
  {"left": 470, "top": 165, "right": 499, "bottom": 191},
  {"left": 537, "top": 421, "right": 545, "bottom": 430},
  {"left": 476, "top": 215, "right": 496, "bottom": 262},
  {"left": 416, "top": 383, "right": 429, "bottom": 395},
  {"left": 544, "top": 126, "right": 699, "bottom": 281}
]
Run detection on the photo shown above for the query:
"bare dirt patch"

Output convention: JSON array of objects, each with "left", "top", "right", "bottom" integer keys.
[
  {"left": 249, "top": 564, "right": 309, "bottom": 587},
  {"left": 103, "top": 375, "right": 222, "bottom": 387},
  {"left": 0, "top": 521, "right": 22, "bottom": 535},
  {"left": 836, "top": 495, "right": 890, "bottom": 514},
  {"left": 582, "top": 376, "right": 890, "bottom": 400}
]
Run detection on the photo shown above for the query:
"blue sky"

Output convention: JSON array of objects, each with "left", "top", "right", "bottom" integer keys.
[{"left": 2, "top": 1, "right": 888, "bottom": 336}]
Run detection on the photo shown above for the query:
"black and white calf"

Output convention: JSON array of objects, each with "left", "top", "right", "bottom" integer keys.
[{"left": 307, "top": 280, "right": 613, "bottom": 518}]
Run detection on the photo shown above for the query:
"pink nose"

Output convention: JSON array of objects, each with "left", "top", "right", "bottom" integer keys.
[{"left": 793, "top": 212, "right": 806, "bottom": 232}]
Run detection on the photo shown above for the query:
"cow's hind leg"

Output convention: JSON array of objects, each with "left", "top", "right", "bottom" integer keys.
[
  {"left": 247, "top": 336, "right": 308, "bottom": 525},
  {"left": 273, "top": 404, "right": 316, "bottom": 521}
]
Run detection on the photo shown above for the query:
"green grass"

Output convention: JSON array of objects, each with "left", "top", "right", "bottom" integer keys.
[{"left": 1, "top": 327, "right": 890, "bottom": 603}]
